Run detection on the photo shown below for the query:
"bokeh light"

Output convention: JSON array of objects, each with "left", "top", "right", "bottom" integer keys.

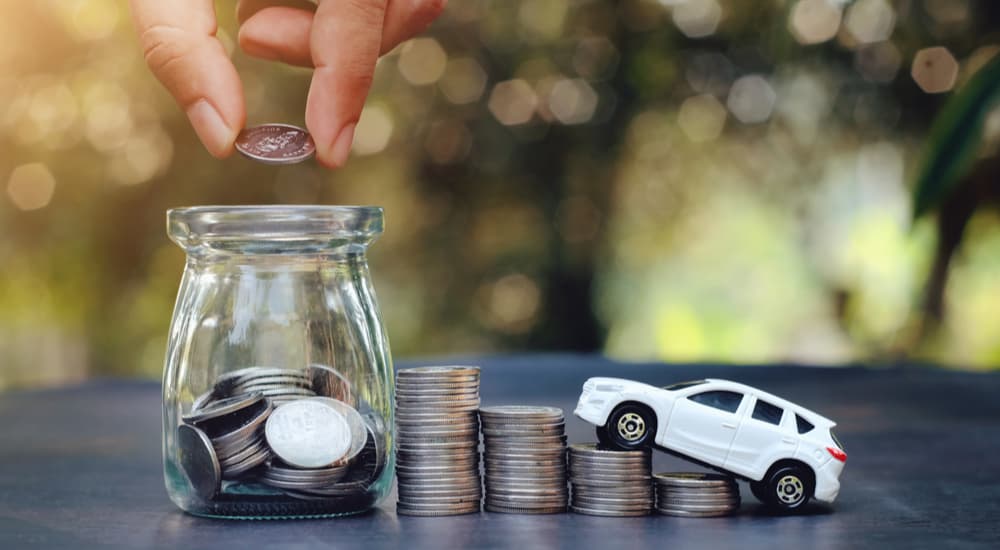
[
  {"left": 6, "top": 163, "right": 56, "bottom": 211},
  {"left": 726, "top": 75, "right": 776, "bottom": 124},
  {"left": 488, "top": 79, "right": 538, "bottom": 126},
  {"left": 843, "top": 0, "right": 896, "bottom": 45},
  {"left": 789, "top": 0, "right": 842, "bottom": 45},
  {"left": 855, "top": 41, "right": 902, "bottom": 83},
  {"left": 912, "top": 47, "right": 959, "bottom": 94},
  {"left": 439, "top": 57, "right": 488, "bottom": 105},
  {"left": 398, "top": 38, "right": 448, "bottom": 86},
  {"left": 548, "top": 78, "right": 599, "bottom": 125},
  {"left": 678, "top": 94, "right": 727, "bottom": 141},
  {"left": 672, "top": 0, "right": 723, "bottom": 39}
]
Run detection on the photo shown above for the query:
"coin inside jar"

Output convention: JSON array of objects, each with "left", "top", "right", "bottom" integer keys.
[
  {"left": 177, "top": 423, "right": 221, "bottom": 501},
  {"left": 265, "top": 398, "right": 353, "bottom": 468}
]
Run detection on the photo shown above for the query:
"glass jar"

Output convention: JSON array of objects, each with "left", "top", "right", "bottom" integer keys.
[{"left": 161, "top": 205, "right": 394, "bottom": 519}]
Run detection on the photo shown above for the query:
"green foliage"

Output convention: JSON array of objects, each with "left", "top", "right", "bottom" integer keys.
[{"left": 913, "top": 54, "right": 1000, "bottom": 219}]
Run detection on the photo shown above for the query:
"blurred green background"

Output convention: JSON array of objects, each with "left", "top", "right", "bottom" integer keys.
[{"left": 2, "top": 0, "right": 999, "bottom": 390}]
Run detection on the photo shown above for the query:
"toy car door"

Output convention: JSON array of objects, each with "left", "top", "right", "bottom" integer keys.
[
  {"left": 725, "top": 396, "right": 796, "bottom": 479},
  {"left": 663, "top": 389, "right": 746, "bottom": 465}
]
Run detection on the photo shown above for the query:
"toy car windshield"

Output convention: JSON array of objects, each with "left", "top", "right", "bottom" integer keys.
[{"left": 661, "top": 380, "right": 707, "bottom": 391}]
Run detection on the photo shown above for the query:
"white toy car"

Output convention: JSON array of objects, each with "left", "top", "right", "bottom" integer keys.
[{"left": 574, "top": 377, "right": 846, "bottom": 511}]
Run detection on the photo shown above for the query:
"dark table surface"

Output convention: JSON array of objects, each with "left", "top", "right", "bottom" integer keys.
[{"left": 1, "top": 355, "right": 998, "bottom": 549}]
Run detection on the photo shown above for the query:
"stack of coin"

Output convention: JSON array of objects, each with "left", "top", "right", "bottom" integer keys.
[
  {"left": 181, "top": 393, "right": 274, "bottom": 487},
  {"left": 195, "top": 367, "right": 319, "bottom": 410},
  {"left": 568, "top": 443, "right": 653, "bottom": 517},
  {"left": 395, "top": 366, "right": 482, "bottom": 516},
  {"left": 176, "top": 364, "right": 384, "bottom": 503},
  {"left": 654, "top": 472, "right": 741, "bottom": 517},
  {"left": 481, "top": 406, "right": 568, "bottom": 514}
]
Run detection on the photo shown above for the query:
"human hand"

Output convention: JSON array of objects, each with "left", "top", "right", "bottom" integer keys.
[{"left": 129, "top": 0, "right": 445, "bottom": 167}]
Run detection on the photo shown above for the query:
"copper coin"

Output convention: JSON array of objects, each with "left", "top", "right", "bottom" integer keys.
[{"left": 235, "top": 124, "right": 315, "bottom": 164}]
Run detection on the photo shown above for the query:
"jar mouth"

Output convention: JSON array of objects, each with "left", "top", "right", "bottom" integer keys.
[{"left": 168, "top": 205, "right": 383, "bottom": 255}]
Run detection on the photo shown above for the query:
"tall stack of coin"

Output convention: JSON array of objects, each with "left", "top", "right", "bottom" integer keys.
[
  {"left": 568, "top": 444, "right": 653, "bottom": 516},
  {"left": 481, "top": 406, "right": 568, "bottom": 514},
  {"left": 395, "top": 366, "right": 482, "bottom": 516},
  {"left": 654, "top": 473, "right": 741, "bottom": 517}
]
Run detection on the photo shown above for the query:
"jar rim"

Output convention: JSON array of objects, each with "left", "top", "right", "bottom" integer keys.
[{"left": 167, "top": 205, "right": 384, "bottom": 251}]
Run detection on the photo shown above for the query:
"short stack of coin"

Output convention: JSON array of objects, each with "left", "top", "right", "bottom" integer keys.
[
  {"left": 481, "top": 406, "right": 568, "bottom": 514},
  {"left": 395, "top": 366, "right": 482, "bottom": 516},
  {"left": 181, "top": 393, "right": 274, "bottom": 488},
  {"left": 654, "top": 473, "right": 741, "bottom": 517},
  {"left": 568, "top": 444, "right": 653, "bottom": 516}
]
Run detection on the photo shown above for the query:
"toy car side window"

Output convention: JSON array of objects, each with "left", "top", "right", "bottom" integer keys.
[
  {"left": 795, "top": 414, "right": 814, "bottom": 434},
  {"left": 751, "top": 399, "right": 784, "bottom": 425},
  {"left": 688, "top": 390, "right": 742, "bottom": 413}
]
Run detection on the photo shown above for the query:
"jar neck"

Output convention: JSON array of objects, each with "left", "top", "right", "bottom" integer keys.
[{"left": 167, "top": 206, "right": 383, "bottom": 260}]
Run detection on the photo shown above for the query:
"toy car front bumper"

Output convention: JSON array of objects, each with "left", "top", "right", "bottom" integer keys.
[{"left": 573, "top": 392, "right": 608, "bottom": 426}]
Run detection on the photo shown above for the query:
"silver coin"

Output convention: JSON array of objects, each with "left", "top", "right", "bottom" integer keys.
[
  {"left": 265, "top": 399, "right": 352, "bottom": 468},
  {"left": 570, "top": 442, "right": 649, "bottom": 455},
  {"left": 307, "top": 364, "right": 355, "bottom": 404},
  {"left": 571, "top": 493, "right": 654, "bottom": 505},
  {"left": 485, "top": 497, "right": 568, "bottom": 509},
  {"left": 484, "top": 463, "right": 566, "bottom": 473},
  {"left": 177, "top": 424, "right": 221, "bottom": 500},
  {"left": 191, "top": 390, "right": 218, "bottom": 412},
  {"left": 216, "top": 367, "right": 306, "bottom": 388},
  {"left": 484, "top": 434, "right": 566, "bottom": 443},
  {"left": 395, "top": 384, "right": 480, "bottom": 393},
  {"left": 570, "top": 505, "right": 650, "bottom": 517},
  {"left": 309, "top": 397, "right": 368, "bottom": 461},
  {"left": 210, "top": 401, "right": 272, "bottom": 450},
  {"left": 396, "top": 504, "right": 481, "bottom": 516},
  {"left": 655, "top": 507, "right": 738, "bottom": 517},
  {"left": 485, "top": 503, "right": 565, "bottom": 514},
  {"left": 658, "top": 486, "right": 739, "bottom": 497},
  {"left": 661, "top": 496, "right": 741, "bottom": 508},
  {"left": 652, "top": 472, "right": 737, "bottom": 487},
  {"left": 221, "top": 445, "right": 271, "bottom": 479},
  {"left": 397, "top": 421, "right": 480, "bottom": 432},
  {"left": 482, "top": 428, "right": 564, "bottom": 438},
  {"left": 232, "top": 373, "right": 311, "bottom": 387},
  {"left": 182, "top": 393, "right": 265, "bottom": 425},
  {"left": 264, "top": 461, "right": 349, "bottom": 479},
  {"left": 235, "top": 123, "right": 315, "bottom": 164},
  {"left": 485, "top": 494, "right": 568, "bottom": 506},
  {"left": 479, "top": 405, "right": 562, "bottom": 417},
  {"left": 218, "top": 435, "right": 267, "bottom": 467},
  {"left": 656, "top": 500, "right": 741, "bottom": 512},
  {"left": 573, "top": 486, "right": 652, "bottom": 495},
  {"left": 398, "top": 482, "right": 483, "bottom": 493},
  {"left": 398, "top": 365, "right": 479, "bottom": 375}
]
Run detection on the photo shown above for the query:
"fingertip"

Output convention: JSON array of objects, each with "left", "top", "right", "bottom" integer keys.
[{"left": 186, "top": 99, "right": 240, "bottom": 158}]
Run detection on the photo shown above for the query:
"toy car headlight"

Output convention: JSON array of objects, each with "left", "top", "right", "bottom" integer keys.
[{"left": 595, "top": 383, "right": 624, "bottom": 392}]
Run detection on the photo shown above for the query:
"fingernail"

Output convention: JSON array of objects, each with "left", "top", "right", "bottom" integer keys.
[
  {"left": 329, "top": 123, "right": 356, "bottom": 167},
  {"left": 186, "top": 100, "right": 235, "bottom": 158}
]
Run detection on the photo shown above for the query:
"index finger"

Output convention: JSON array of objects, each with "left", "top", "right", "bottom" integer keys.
[
  {"left": 305, "top": 0, "right": 387, "bottom": 168},
  {"left": 129, "top": 0, "right": 245, "bottom": 158}
]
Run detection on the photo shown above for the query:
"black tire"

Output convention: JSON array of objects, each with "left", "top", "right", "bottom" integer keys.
[
  {"left": 749, "top": 481, "right": 768, "bottom": 503},
  {"left": 602, "top": 403, "right": 656, "bottom": 450},
  {"left": 595, "top": 425, "right": 612, "bottom": 447},
  {"left": 761, "top": 464, "right": 814, "bottom": 512}
]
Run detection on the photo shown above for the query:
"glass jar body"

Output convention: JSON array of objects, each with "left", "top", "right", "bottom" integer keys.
[{"left": 162, "top": 206, "right": 394, "bottom": 519}]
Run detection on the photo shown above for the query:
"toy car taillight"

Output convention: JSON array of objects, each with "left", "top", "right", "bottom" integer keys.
[{"left": 827, "top": 446, "right": 847, "bottom": 462}]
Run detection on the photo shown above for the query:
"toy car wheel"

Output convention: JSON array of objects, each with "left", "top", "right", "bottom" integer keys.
[
  {"left": 762, "top": 465, "right": 814, "bottom": 512},
  {"left": 603, "top": 404, "right": 655, "bottom": 450}
]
